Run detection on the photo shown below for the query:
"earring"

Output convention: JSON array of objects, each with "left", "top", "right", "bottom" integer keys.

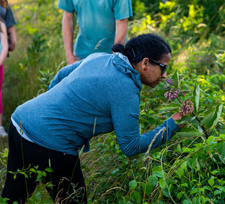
[{"left": 144, "top": 67, "right": 146, "bottom": 70}]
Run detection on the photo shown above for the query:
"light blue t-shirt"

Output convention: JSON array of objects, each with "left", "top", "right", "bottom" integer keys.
[
  {"left": 57, "top": 0, "right": 133, "bottom": 59},
  {"left": 12, "top": 53, "right": 179, "bottom": 157}
]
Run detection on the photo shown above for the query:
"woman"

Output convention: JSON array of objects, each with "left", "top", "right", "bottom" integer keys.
[
  {"left": 0, "top": 0, "right": 17, "bottom": 137},
  {"left": 2, "top": 34, "right": 183, "bottom": 203},
  {"left": 0, "top": 15, "right": 8, "bottom": 137}
]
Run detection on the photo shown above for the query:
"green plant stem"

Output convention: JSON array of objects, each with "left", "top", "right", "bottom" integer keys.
[{"left": 177, "top": 97, "right": 209, "bottom": 139}]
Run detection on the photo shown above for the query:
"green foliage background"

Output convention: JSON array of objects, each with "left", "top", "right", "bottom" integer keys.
[{"left": 0, "top": 0, "right": 225, "bottom": 203}]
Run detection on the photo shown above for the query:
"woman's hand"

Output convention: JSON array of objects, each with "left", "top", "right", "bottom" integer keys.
[{"left": 171, "top": 112, "right": 185, "bottom": 129}]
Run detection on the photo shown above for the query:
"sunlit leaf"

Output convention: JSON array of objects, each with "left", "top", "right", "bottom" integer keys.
[
  {"left": 207, "top": 136, "right": 215, "bottom": 145},
  {"left": 148, "top": 175, "right": 158, "bottom": 186},
  {"left": 171, "top": 70, "right": 179, "bottom": 89},
  {"left": 176, "top": 132, "right": 200, "bottom": 137},
  {"left": 159, "top": 103, "right": 181, "bottom": 111},
  {"left": 216, "top": 142, "right": 225, "bottom": 158},
  {"left": 212, "top": 103, "right": 223, "bottom": 127},
  {"left": 159, "top": 178, "right": 167, "bottom": 189},
  {"left": 129, "top": 180, "right": 137, "bottom": 190},
  {"left": 193, "top": 84, "right": 200, "bottom": 113},
  {"left": 200, "top": 111, "right": 215, "bottom": 126}
]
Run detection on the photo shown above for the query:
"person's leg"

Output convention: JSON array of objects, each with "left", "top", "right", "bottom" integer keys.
[
  {"left": 22, "top": 144, "right": 87, "bottom": 203},
  {"left": 2, "top": 121, "right": 87, "bottom": 203},
  {"left": 0, "top": 64, "right": 7, "bottom": 137},
  {"left": 46, "top": 155, "right": 87, "bottom": 204},
  {"left": 1, "top": 122, "right": 37, "bottom": 203}
]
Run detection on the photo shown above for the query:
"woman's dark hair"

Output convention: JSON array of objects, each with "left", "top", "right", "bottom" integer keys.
[{"left": 112, "top": 34, "right": 172, "bottom": 65}]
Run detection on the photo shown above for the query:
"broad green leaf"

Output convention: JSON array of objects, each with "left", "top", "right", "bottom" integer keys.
[
  {"left": 152, "top": 166, "right": 162, "bottom": 172},
  {"left": 214, "top": 190, "right": 222, "bottom": 196},
  {"left": 145, "top": 184, "right": 153, "bottom": 196},
  {"left": 183, "top": 199, "right": 192, "bottom": 204},
  {"left": 176, "top": 168, "right": 184, "bottom": 178},
  {"left": 180, "top": 161, "right": 187, "bottom": 170},
  {"left": 162, "top": 188, "right": 170, "bottom": 197},
  {"left": 176, "top": 132, "right": 200, "bottom": 137},
  {"left": 148, "top": 175, "right": 158, "bottom": 186},
  {"left": 129, "top": 180, "right": 137, "bottom": 190},
  {"left": 194, "top": 84, "right": 200, "bottom": 113},
  {"left": 159, "top": 104, "right": 181, "bottom": 111},
  {"left": 154, "top": 89, "right": 167, "bottom": 96},
  {"left": 177, "top": 192, "right": 183, "bottom": 200},
  {"left": 207, "top": 136, "right": 215, "bottom": 145},
  {"left": 205, "top": 104, "right": 222, "bottom": 130},
  {"left": 212, "top": 103, "right": 223, "bottom": 127},
  {"left": 45, "top": 167, "right": 54, "bottom": 173},
  {"left": 216, "top": 142, "right": 225, "bottom": 158},
  {"left": 208, "top": 177, "right": 214, "bottom": 187},
  {"left": 171, "top": 70, "right": 179, "bottom": 89},
  {"left": 190, "top": 188, "right": 200, "bottom": 195},
  {"left": 153, "top": 171, "right": 164, "bottom": 178},
  {"left": 159, "top": 178, "right": 167, "bottom": 189},
  {"left": 203, "top": 186, "right": 212, "bottom": 191},
  {"left": 200, "top": 111, "right": 215, "bottom": 126},
  {"left": 131, "top": 191, "right": 141, "bottom": 203}
]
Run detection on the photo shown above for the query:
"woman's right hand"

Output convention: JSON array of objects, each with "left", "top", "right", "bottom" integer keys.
[{"left": 171, "top": 112, "right": 185, "bottom": 129}]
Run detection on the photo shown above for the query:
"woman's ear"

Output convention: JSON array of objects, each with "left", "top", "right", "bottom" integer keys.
[{"left": 141, "top": 57, "right": 149, "bottom": 71}]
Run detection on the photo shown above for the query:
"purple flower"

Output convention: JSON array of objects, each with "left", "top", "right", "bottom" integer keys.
[
  {"left": 164, "top": 88, "right": 180, "bottom": 100},
  {"left": 164, "top": 78, "right": 174, "bottom": 86},
  {"left": 179, "top": 100, "right": 194, "bottom": 116}
]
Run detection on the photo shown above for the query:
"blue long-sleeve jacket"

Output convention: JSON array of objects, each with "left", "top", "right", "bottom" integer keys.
[{"left": 12, "top": 53, "right": 179, "bottom": 157}]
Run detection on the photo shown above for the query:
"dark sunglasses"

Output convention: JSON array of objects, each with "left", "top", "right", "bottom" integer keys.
[{"left": 148, "top": 58, "right": 167, "bottom": 75}]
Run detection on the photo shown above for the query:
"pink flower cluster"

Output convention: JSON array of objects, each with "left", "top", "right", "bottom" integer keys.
[
  {"left": 164, "top": 78, "right": 174, "bottom": 86},
  {"left": 179, "top": 100, "right": 194, "bottom": 116},
  {"left": 164, "top": 88, "right": 180, "bottom": 100}
]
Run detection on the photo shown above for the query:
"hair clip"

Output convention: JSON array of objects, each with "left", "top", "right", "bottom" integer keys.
[{"left": 132, "top": 48, "right": 136, "bottom": 58}]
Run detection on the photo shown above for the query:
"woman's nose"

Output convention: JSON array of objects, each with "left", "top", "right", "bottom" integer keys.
[{"left": 162, "top": 71, "right": 167, "bottom": 79}]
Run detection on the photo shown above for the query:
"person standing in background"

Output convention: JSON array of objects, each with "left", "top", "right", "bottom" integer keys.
[
  {"left": 58, "top": 0, "right": 132, "bottom": 65},
  {"left": 0, "top": 0, "right": 17, "bottom": 137}
]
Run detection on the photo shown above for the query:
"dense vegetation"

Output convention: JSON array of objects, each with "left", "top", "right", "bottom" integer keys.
[{"left": 0, "top": 0, "right": 225, "bottom": 203}]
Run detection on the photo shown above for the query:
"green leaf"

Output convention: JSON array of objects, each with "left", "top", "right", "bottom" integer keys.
[
  {"left": 176, "top": 132, "right": 200, "bottom": 137},
  {"left": 131, "top": 191, "right": 141, "bottom": 203},
  {"left": 214, "top": 190, "right": 222, "bottom": 196},
  {"left": 148, "top": 175, "right": 158, "bottom": 186},
  {"left": 180, "top": 161, "right": 187, "bottom": 170},
  {"left": 190, "top": 188, "right": 200, "bottom": 195},
  {"left": 208, "top": 177, "right": 214, "bottom": 187},
  {"left": 216, "top": 142, "right": 225, "bottom": 158},
  {"left": 171, "top": 70, "right": 179, "bottom": 89},
  {"left": 212, "top": 103, "right": 223, "bottom": 127},
  {"left": 194, "top": 84, "right": 200, "bottom": 113},
  {"left": 45, "top": 167, "right": 54, "bottom": 173},
  {"left": 183, "top": 199, "right": 192, "bottom": 204},
  {"left": 159, "top": 103, "right": 181, "bottom": 111},
  {"left": 207, "top": 136, "right": 215, "bottom": 145},
  {"left": 200, "top": 111, "right": 215, "bottom": 126},
  {"left": 129, "top": 180, "right": 137, "bottom": 190},
  {"left": 154, "top": 89, "right": 167, "bottom": 96},
  {"left": 203, "top": 186, "right": 212, "bottom": 191},
  {"left": 145, "top": 184, "right": 153, "bottom": 196},
  {"left": 153, "top": 171, "right": 164, "bottom": 178},
  {"left": 159, "top": 178, "right": 167, "bottom": 189},
  {"left": 176, "top": 168, "right": 184, "bottom": 179},
  {"left": 177, "top": 192, "right": 183, "bottom": 200}
]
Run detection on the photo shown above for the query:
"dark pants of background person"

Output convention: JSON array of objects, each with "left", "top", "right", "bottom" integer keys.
[{"left": 1, "top": 121, "right": 87, "bottom": 204}]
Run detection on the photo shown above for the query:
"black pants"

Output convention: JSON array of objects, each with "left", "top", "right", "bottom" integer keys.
[{"left": 1, "top": 121, "right": 87, "bottom": 204}]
